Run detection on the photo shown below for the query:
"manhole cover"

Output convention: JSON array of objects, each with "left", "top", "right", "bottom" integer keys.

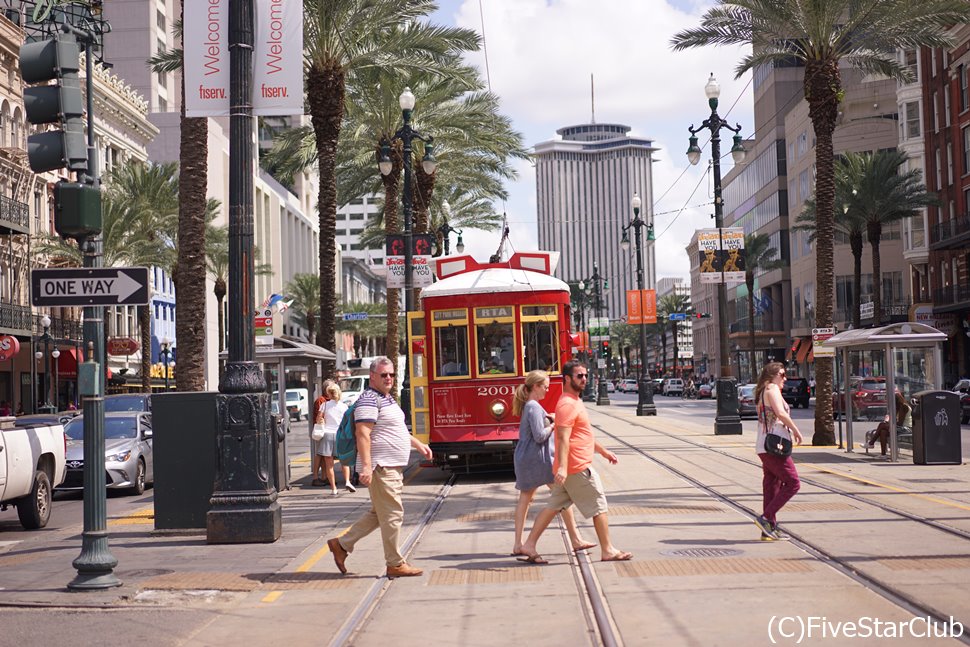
[
  {"left": 117, "top": 569, "right": 175, "bottom": 578},
  {"left": 660, "top": 548, "right": 742, "bottom": 558}
]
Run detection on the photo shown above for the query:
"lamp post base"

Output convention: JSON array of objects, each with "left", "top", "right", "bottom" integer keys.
[
  {"left": 636, "top": 379, "right": 657, "bottom": 416},
  {"left": 207, "top": 388, "right": 282, "bottom": 544},
  {"left": 714, "top": 376, "right": 742, "bottom": 435},
  {"left": 596, "top": 380, "right": 611, "bottom": 406}
]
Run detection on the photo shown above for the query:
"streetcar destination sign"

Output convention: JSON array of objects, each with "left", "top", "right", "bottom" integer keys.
[{"left": 31, "top": 267, "right": 150, "bottom": 307}]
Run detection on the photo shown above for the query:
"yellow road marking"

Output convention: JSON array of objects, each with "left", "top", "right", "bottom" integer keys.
[
  {"left": 261, "top": 590, "right": 284, "bottom": 603},
  {"left": 107, "top": 505, "right": 154, "bottom": 526},
  {"left": 805, "top": 464, "right": 970, "bottom": 512}
]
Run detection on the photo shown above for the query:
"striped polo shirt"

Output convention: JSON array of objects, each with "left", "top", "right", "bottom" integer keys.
[{"left": 354, "top": 387, "right": 411, "bottom": 471}]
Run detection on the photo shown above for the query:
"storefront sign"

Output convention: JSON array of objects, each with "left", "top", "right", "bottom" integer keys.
[
  {"left": 910, "top": 303, "right": 955, "bottom": 333},
  {"left": 0, "top": 335, "right": 20, "bottom": 361},
  {"left": 107, "top": 337, "right": 139, "bottom": 356}
]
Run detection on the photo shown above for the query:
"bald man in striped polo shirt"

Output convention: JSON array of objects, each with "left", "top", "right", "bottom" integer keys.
[{"left": 328, "top": 357, "right": 433, "bottom": 578}]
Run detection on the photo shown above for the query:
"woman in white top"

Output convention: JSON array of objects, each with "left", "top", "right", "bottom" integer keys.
[
  {"left": 754, "top": 362, "right": 803, "bottom": 540},
  {"left": 318, "top": 383, "right": 353, "bottom": 495}
]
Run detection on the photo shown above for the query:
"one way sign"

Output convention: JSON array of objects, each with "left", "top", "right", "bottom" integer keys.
[{"left": 31, "top": 267, "right": 150, "bottom": 307}]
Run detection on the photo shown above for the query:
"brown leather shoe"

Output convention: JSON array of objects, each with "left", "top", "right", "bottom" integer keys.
[
  {"left": 386, "top": 562, "right": 423, "bottom": 578},
  {"left": 328, "top": 538, "right": 348, "bottom": 574}
]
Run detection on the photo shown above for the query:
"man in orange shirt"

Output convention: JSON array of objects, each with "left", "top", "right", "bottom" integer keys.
[{"left": 518, "top": 361, "right": 632, "bottom": 563}]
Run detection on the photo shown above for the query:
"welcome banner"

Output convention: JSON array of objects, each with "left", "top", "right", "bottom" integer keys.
[{"left": 185, "top": 0, "right": 303, "bottom": 117}]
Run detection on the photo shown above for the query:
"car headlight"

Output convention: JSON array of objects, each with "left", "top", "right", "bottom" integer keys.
[
  {"left": 489, "top": 401, "right": 507, "bottom": 419},
  {"left": 106, "top": 450, "right": 131, "bottom": 462}
]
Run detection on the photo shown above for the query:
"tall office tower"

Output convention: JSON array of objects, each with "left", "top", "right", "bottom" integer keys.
[{"left": 535, "top": 123, "right": 657, "bottom": 321}]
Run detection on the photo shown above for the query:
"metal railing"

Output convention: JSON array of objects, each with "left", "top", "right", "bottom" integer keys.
[
  {"left": 930, "top": 214, "right": 970, "bottom": 246},
  {"left": 0, "top": 194, "right": 30, "bottom": 230},
  {"left": 0, "top": 302, "right": 33, "bottom": 332},
  {"left": 0, "top": 302, "right": 83, "bottom": 339}
]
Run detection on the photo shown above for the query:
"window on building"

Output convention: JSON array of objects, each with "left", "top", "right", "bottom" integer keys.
[
  {"left": 948, "top": 143, "right": 954, "bottom": 184},
  {"left": 963, "top": 65, "right": 969, "bottom": 112},
  {"left": 157, "top": 8, "right": 166, "bottom": 33},
  {"left": 349, "top": 213, "right": 365, "bottom": 220},
  {"left": 350, "top": 229, "right": 363, "bottom": 236},
  {"left": 963, "top": 128, "right": 970, "bottom": 176},
  {"left": 797, "top": 131, "right": 808, "bottom": 156},
  {"left": 945, "top": 91, "right": 951, "bottom": 127},
  {"left": 933, "top": 93, "right": 939, "bottom": 132},
  {"left": 905, "top": 101, "right": 920, "bottom": 139},
  {"left": 349, "top": 198, "right": 364, "bottom": 205},
  {"left": 158, "top": 96, "right": 168, "bottom": 112},
  {"left": 903, "top": 49, "right": 918, "bottom": 82},
  {"left": 793, "top": 288, "right": 801, "bottom": 321}
]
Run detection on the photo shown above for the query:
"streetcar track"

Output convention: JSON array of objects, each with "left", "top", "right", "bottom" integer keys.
[
  {"left": 598, "top": 409, "right": 970, "bottom": 543},
  {"left": 328, "top": 473, "right": 457, "bottom": 647},
  {"left": 593, "top": 420, "right": 970, "bottom": 646}
]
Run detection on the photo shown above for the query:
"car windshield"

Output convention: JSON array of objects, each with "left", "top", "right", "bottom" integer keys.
[
  {"left": 339, "top": 378, "right": 364, "bottom": 392},
  {"left": 104, "top": 395, "right": 148, "bottom": 412},
  {"left": 286, "top": 392, "right": 300, "bottom": 402},
  {"left": 859, "top": 380, "right": 886, "bottom": 391},
  {"left": 739, "top": 386, "right": 755, "bottom": 397},
  {"left": 64, "top": 417, "right": 139, "bottom": 440}
]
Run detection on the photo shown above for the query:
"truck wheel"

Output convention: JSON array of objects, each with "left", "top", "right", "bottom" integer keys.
[
  {"left": 16, "top": 470, "right": 52, "bottom": 530},
  {"left": 128, "top": 459, "right": 146, "bottom": 496}
]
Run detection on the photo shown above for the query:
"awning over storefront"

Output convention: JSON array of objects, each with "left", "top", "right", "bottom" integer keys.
[
  {"left": 57, "top": 348, "right": 81, "bottom": 378},
  {"left": 796, "top": 339, "right": 811, "bottom": 364}
]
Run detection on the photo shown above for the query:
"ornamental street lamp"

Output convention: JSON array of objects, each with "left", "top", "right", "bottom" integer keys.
[
  {"left": 578, "top": 263, "right": 610, "bottom": 406},
  {"left": 687, "top": 73, "right": 746, "bottom": 435},
  {"left": 160, "top": 337, "right": 172, "bottom": 391},
  {"left": 621, "top": 193, "right": 657, "bottom": 416},
  {"left": 437, "top": 200, "right": 464, "bottom": 256},
  {"left": 35, "top": 315, "right": 55, "bottom": 414},
  {"left": 379, "top": 87, "right": 437, "bottom": 422}
]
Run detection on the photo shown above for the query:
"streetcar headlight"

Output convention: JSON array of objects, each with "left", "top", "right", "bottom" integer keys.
[{"left": 490, "top": 401, "right": 507, "bottom": 419}]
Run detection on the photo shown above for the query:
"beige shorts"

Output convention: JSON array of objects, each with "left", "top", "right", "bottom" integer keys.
[{"left": 546, "top": 467, "right": 608, "bottom": 518}]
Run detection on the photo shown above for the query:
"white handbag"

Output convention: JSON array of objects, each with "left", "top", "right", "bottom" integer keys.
[{"left": 311, "top": 423, "right": 326, "bottom": 441}]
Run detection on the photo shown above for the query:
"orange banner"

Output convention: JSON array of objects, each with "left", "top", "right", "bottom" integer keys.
[{"left": 627, "top": 289, "right": 657, "bottom": 324}]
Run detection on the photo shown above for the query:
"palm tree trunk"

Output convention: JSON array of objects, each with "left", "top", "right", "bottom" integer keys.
[
  {"left": 867, "top": 222, "right": 883, "bottom": 326},
  {"left": 308, "top": 62, "right": 344, "bottom": 379},
  {"left": 747, "top": 275, "right": 756, "bottom": 381},
  {"left": 851, "top": 233, "right": 863, "bottom": 329},
  {"left": 175, "top": 0, "right": 209, "bottom": 392},
  {"left": 381, "top": 145, "right": 403, "bottom": 393},
  {"left": 140, "top": 304, "right": 152, "bottom": 392},
  {"left": 806, "top": 60, "right": 840, "bottom": 445},
  {"left": 672, "top": 321, "right": 679, "bottom": 378}
]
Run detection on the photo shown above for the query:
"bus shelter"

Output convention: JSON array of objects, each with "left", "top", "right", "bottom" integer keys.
[
  {"left": 825, "top": 322, "right": 946, "bottom": 462},
  {"left": 219, "top": 336, "right": 335, "bottom": 488}
]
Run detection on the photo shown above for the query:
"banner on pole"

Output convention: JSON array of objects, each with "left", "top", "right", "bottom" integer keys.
[
  {"left": 589, "top": 317, "right": 610, "bottom": 343},
  {"left": 720, "top": 227, "right": 746, "bottom": 283},
  {"left": 386, "top": 234, "right": 435, "bottom": 289},
  {"left": 626, "top": 289, "right": 657, "bottom": 325},
  {"left": 185, "top": 0, "right": 304, "bottom": 117},
  {"left": 697, "top": 228, "right": 745, "bottom": 284}
]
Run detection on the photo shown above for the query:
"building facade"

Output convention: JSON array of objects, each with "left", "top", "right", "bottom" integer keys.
[{"left": 535, "top": 123, "right": 657, "bottom": 322}]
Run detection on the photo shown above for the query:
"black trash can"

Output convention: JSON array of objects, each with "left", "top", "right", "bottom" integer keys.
[
  {"left": 912, "top": 390, "right": 963, "bottom": 465},
  {"left": 153, "top": 391, "right": 219, "bottom": 530}
]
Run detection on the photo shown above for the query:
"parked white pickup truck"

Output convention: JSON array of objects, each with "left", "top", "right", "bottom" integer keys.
[{"left": 0, "top": 417, "right": 66, "bottom": 529}]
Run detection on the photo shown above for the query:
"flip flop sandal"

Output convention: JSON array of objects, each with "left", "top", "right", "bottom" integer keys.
[
  {"left": 516, "top": 555, "right": 549, "bottom": 564},
  {"left": 601, "top": 551, "right": 633, "bottom": 562},
  {"left": 573, "top": 543, "right": 597, "bottom": 553}
]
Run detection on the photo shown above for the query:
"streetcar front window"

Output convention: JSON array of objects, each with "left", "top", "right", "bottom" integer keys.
[
  {"left": 476, "top": 321, "right": 516, "bottom": 375},
  {"left": 523, "top": 320, "right": 559, "bottom": 373},
  {"left": 436, "top": 326, "right": 469, "bottom": 377}
]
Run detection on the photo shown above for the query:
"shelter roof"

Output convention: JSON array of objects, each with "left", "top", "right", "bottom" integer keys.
[
  {"left": 218, "top": 336, "right": 335, "bottom": 364},
  {"left": 825, "top": 322, "right": 946, "bottom": 351}
]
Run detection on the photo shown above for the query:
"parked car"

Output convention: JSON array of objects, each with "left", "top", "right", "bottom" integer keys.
[
  {"left": 663, "top": 378, "right": 684, "bottom": 396},
  {"left": 698, "top": 383, "right": 714, "bottom": 399},
  {"left": 339, "top": 376, "right": 368, "bottom": 406},
  {"left": 61, "top": 412, "right": 154, "bottom": 495},
  {"left": 606, "top": 381, "right": 616, "bottom": 393},
  {"left": 782, "top": 377, "right": 811, "bottom": 409},
  {"left": 0, "top": 418, "right": 66, "bottom": 529},
  {"left": 961, "top": 392, "right": 970, "bottom": 425},
  {"left": 620, "top": 378, "right": 639, "bottom": 393},
  {"left": 271, "top": 388, "right": 309, "bottom": 420},
  {"left": 738, "top": 384, "right": 758, "bottom": 418},
  {"left": 833, "top": 377, "right": 887, "bottom": 420},
  {"left": 104, "top": 393, "right": 152, "bottom": 412},
  {"left": 13, "top": 411, "right": 79, "bottom": 427}
]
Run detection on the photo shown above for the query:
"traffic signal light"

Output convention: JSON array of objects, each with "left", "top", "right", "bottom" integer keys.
[
  {"left": 694, "top": 312, "right": 712, "bottom": 319},
  {"left": 20, "top": 34, "right": 88, "bottom": 173},
  {"left": 601, "top": 339, "right": 610, "bottom": 357},
  {"left": 53, "top": 181, "right": 102, "bottom": 240}
]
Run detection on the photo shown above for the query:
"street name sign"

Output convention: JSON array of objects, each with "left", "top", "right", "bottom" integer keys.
[
  {"left": 31, "top": 267, "right": 149, "bottom": 307},
  {"left": 669, "top": 313, "right": 687, "bottom": 321},
  {"left": 342, "top": 312, "right": 369, "bottom": 321}
]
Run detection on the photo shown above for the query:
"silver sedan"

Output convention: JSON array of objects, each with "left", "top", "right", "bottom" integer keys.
[{"left": 61, "top": 412, "right": 154, "bottom": 495}]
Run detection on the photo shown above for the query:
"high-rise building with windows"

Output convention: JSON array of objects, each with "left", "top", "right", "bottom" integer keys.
[{"left": 535, "top": 123, "right": 657, "bottom": 321}]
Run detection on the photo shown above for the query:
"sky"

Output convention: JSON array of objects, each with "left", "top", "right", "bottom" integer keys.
[{"left": 425, "top": 0, "right": 754, "bottom": 283}]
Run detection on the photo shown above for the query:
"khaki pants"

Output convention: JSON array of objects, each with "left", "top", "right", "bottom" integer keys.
[{"left": 338, "top": 466, "right": 405, "bottom": 567}]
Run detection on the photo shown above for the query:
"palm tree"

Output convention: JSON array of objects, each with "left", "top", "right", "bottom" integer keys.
[
  {"left": 658, "top": 292, "right": 691, "bottom": 379},
  {"left": 797, "top": 161, "right": 868, "bottom": 329},
  {"left": 284, "top": 273, "right": 321, "bottom": 343},
  {"left": 149, "top": 7, "right": 209, "bottom": 391},
  {"left": 840, "top": 150, "right": 936, "bottom": 326},
  {"left": 672, "top": 0, "right": 969, "bottom": 444},
  {"left": 303, "top": 0, "right": 479, "bottom": 379},
  {"left": 743, "top": 233, "right": 785, "bottom": 379}
]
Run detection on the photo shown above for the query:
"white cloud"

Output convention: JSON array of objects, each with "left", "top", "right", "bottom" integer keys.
[{"left": 435, "top": 0, "right": 754, "bottom": 281}]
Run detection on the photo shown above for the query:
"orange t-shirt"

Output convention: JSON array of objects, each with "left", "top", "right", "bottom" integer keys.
[{"left": 553, "top": 392, "right": 595, "bottom": 475}]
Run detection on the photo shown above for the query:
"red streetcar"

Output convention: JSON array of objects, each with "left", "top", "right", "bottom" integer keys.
[{"left": 406, "top": 251, "right": 573, "bottom": 471}]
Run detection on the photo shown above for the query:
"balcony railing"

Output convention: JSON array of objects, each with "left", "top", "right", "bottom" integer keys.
[
  {"left": 0, "top": 303, "right": 83, "bottom": 339},
  {"left": 0, "top": 302, "right": 33, "bottom": 333},
  {"left": 933, "top": 284, "right": 970, "bottom": 307},
  {"left": 0, "top": 194, "right": 30, "bottom": 231},
  {"left": 930, "top": 214, "right": 970, "bottom": 247}
]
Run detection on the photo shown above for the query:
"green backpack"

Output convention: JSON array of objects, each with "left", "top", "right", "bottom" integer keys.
[{"left": 334, "top": 393, "right": 381, "bottom": 466}]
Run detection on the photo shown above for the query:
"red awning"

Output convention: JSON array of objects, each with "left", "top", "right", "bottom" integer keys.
[
  {"left": 807, "top": 347, "right": 815, "bottom": 363},
  {"left": 57, "top": 348, "right": 81, "bottom": 378},
  {"left": 796, "top": 339, "right": 811, "bottom": 364}
]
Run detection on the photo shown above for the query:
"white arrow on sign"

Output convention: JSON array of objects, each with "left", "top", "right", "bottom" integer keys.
[{"left": 39, "top": 271, "right": 144, "bottom": 303}]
